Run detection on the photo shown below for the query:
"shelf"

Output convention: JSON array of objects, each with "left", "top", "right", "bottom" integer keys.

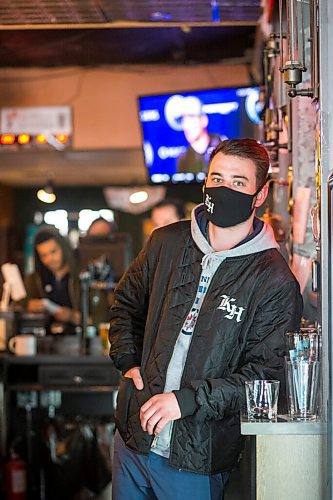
[{"left": 241, "top": 415, "right": 327, "bottom": 435}]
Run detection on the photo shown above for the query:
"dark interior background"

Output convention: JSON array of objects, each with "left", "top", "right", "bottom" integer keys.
[{"left": 0, "top": 0, "right": 264, "bottom": 258}]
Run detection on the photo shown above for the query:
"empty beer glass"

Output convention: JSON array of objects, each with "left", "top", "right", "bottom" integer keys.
[{"left": 245, "top": 380, "right": 280, "bottom": 421}]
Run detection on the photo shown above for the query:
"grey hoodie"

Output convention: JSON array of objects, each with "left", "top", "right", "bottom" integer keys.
[{"left": 191, "top": 203, "right": 279, "bottom": 265}]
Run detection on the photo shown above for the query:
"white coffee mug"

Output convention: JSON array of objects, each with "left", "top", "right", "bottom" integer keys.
[{"left": 8, "top": 335, "right": 37, "bottom": 356}]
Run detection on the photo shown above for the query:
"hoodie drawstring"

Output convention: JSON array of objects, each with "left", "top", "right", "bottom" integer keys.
[{"left": 201, "top": 253, "right": 225, "bottom": 270}]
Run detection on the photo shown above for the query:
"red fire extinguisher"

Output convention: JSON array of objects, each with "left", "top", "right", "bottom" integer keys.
[{"left": 4, "top": 449, "right": 27, "bottom": 500}]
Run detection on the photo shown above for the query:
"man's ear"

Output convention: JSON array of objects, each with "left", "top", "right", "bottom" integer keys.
[
  {"left": 254, "top": 184, "right": 268, "bottom": 208},
  {"left": 200, "top": 115, "right": 209, "bottom": 129}
]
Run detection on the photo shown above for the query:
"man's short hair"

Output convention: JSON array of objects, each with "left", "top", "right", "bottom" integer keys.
[
  {"left": 152, "top": 198, "right": 186, "bottom": 220},
  {"left": 175, "top": 96, "right": 204, "bottom": 124},
  {"left": 209, "top": 138, "right": 270, "bottom": 189},
  {"left": 87, "top": 217, "right": 117, "bottom": 236}
]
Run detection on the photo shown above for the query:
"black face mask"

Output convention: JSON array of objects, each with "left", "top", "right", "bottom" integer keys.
[{"left": 203, "top": 185, "right": 262, "bottom": 228}]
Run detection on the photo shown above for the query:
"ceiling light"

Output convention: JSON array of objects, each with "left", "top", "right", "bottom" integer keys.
[
  {"left": 37, "top": 181, "right": 56, "bottom": 204},
  {"left": 104, "top": 186, "right": 166, "bottom": 215},
  {"left": 17, "top": 134, "right": 31, "bottom": 145},
  {"left": 1, "top": 134, "right": 15, "bottom": 145},
  {"left": 36, "top": 134, "right": 47, "bottom": 144},
  {"left": 56, "top": 134, "right": 68, "bottom": 144},
  {"left": 129, "top": 190, "right": 149, "bottom": 204}
]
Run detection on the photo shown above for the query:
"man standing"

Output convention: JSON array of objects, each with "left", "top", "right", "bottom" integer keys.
[{"left": 109, "top": 139, "right": 302, "bottom": 500}]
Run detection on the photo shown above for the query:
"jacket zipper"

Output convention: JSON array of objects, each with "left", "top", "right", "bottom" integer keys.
[
  {"left": 169, "top": 262, "right": 225, "bottom": 459},
  {"left": 144, "top": 297, "right": 196, "bottom": 451},
  {"left": 151, "top": 435, "right": 159, "bottom": 448}
]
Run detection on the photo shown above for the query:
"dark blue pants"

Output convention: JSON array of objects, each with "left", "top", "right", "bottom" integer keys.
[{"left": 112, "top": 431, "right": 230, "bottom": 500}]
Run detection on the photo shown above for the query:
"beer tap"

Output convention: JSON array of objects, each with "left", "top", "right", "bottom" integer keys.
[{"left": 278, "top": 0, "right": 318, "bottom": 99}]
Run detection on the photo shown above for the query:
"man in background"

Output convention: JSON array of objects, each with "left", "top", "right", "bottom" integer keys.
[
  {"left": 87, "top": 217, "right": 117, "bottom": 237},
  {"left": 150, "top": 198, "right": 186, "bottom": 230},
  {"left": 177, "top": 96, "right": 224, "bottom": 174}
]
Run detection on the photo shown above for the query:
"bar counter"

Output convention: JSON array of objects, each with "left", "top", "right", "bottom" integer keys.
[
  {"left": 0, "top": 352, "right": 120, "bottom": 391},
  {"left": 0, "top": 352, "right": 115, "bottom": 366},
  {"left": 241, "top": 417, "right": 327, "bottom": 500},
  {"left": 0, "top": 352, "right": 120, "bottom": 460}
]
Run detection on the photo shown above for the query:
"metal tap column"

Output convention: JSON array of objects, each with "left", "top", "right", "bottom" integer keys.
[{"left": 319, "top": 0, "right": 333, "bottom": 498}]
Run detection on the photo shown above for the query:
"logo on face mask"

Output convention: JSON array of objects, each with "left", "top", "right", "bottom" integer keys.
[
  {"left": 217, "top": 294, "right": 245, "bottom": 322},
  {"left": 204, "top": 194, "right": 215, "bottom": 214}
]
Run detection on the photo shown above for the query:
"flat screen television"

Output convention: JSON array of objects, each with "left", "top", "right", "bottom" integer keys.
[{"left": 138, "top": 86, "right": 262, "bottom": 184}]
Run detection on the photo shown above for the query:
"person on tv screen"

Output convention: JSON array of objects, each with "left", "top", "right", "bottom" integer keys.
[{"left": 177, "top": 96, "right": 225, "bottom": 174}]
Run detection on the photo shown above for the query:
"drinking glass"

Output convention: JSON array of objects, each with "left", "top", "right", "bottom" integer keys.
[
  {"left": 286, "top": 359, "right": 320, "bottom": 420},
  {"left": 245, "top": 379, "right": 280, "bottom": 421}
]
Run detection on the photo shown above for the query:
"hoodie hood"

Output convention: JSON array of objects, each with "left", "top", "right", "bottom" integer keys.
[{"left": 191, "top": 204, "right": 279, "bottom": 269}]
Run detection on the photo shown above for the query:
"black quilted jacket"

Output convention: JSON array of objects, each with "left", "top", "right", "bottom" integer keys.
[{"left": 109, "top": 220, "right": 302, "bottom": 474}]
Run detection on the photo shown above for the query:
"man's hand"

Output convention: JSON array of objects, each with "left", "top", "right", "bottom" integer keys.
[
  {"left": 27, "top": 299, "right": 45, "bottom": 313},
  {"left": 54, "top": 307, "right": 80, "bottom": 324},
  {"left": 124, "top": 367, "right": 144, "bottom": 390},
  {"left": 140, "top": 393, "right": 181, "bottom": 436}
]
